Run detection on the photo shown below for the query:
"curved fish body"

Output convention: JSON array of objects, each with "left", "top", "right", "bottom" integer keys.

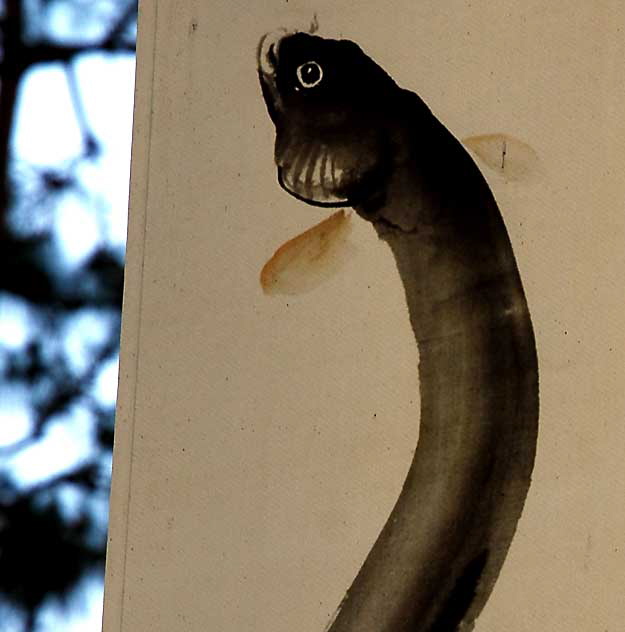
[{"left": 257, "top": 30, "right": 539, "bottom": 632}]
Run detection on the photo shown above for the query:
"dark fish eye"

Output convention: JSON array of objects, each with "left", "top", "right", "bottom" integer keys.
[{"left": 296, "top": 61, "right": 323, "bottom": 88}]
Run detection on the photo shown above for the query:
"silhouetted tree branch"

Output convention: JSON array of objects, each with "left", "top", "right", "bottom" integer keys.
[
  {"left": 0, "top": 1, "right": 137, "bottom": 630},
  {"left": 0, "top": 0, "right": 24, "bottom": 231}
]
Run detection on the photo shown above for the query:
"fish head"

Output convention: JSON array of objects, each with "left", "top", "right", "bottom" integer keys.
[{"left": 257, "top": 30, "right": 400, "bottom": 207}]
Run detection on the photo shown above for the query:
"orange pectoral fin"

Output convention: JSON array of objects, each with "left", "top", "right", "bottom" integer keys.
[{"left": 260, "top": 210, "right": 354, "bottom": 296}]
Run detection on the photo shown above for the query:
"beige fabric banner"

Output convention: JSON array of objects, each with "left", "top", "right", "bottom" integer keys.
[{"left": 103, "top": 2, "right": 625, "bottom": 631}]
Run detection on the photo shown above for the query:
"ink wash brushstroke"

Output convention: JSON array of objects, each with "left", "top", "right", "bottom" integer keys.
[
  {"left": 257, "top": 30, "right": 539, "bottom": 631},
  {"left": 261, "top": 134, "right": 539, "bottom": 295}
]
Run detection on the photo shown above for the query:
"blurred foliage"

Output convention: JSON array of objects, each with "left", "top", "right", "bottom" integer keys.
[{"left": 0, "top": 1, "right": 136, "bottom": 630}]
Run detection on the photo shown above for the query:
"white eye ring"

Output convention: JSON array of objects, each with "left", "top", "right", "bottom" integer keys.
[{"left": 296, "top": 61, "right": 323, "bottom": 88}]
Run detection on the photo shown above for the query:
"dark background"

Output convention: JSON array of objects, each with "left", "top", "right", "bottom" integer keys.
[{"left": 0, "top": 1, "right": 137, "bottom": 630}]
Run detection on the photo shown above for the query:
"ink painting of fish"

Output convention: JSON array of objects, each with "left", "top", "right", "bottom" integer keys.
[{"left": 257, "top": 29, "right": 539, "bottom": 632}]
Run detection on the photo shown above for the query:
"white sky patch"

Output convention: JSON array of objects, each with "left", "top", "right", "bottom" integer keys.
[
  {"left": 13, "top": 54, "right": 135, "bottom": 255},
  {"left": 55, "top": 483, "right": 85, "bottom": 522},
  {"left": 0, "top": 609, "right": 24, "bottom": 632},
  {"left": 0, "top": 295, "right": 33, "bottom": 349},
  {"left": 63, "top": 310, "right": 112, "bottom": 375},
  {"left": 92, "top": 354, "right": 120, "bottom": 407},
  {"left": 74, "top": 54, "right": 135, "bottom": 246},
  {"left": 46, "top": 0, "right": 124, "bottom": 44},
  {"left": 84, "top": 489, "right": 111, "bottom": 537},
  {"left": 0, "top": 402, "right": 32, "bottom": 448},
  {"left": 100, "top": 451, "right": 113, "bottom": 476},
  {"left": 38, "top": 576, "right": 104, "bottom": 632},
  {"left": 6, "top": 406, "right": 94, "bottom": 487},
  {"left": 53, "top": 192, "right": 102, "bottom": 265},
  {"left": 13, "top": 65, "right": 83, "bottom": 165}
]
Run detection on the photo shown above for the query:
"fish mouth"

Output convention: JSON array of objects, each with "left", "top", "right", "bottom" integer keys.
[
  {"left": 257, "top": 29, "right": 291, "bottom": 121},
  {"left": 257, "top": 29, "right": 288, "bottom": 78}
]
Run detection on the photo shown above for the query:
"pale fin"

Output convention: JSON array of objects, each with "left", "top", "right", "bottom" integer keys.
[
  {"left": 260, "top": 210, "right": 354, "bottom": 296},
  {"left": 462, "top": 133, "right": 541, "bottom": 182}
]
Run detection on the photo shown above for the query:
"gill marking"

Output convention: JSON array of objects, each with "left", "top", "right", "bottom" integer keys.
[{"left": 305, "top": 143, "right": 322, "bottom": 198}]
